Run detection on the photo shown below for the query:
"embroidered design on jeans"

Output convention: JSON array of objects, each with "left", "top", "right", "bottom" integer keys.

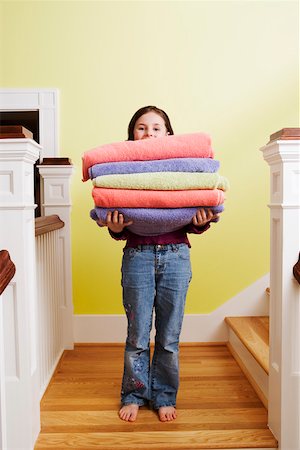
[
  {"left": 134, "top": 380, "right": 145, "bottom": 390},
  {"left": 133, "top": 358, "right": 145, "bottom": 373},
  {"left": 123, "top": 376, "right": 145, "bottom": 392}
]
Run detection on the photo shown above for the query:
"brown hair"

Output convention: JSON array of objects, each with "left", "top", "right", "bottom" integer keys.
[{"left": 127, "top": 106, "right": 174, "bottom": 140}]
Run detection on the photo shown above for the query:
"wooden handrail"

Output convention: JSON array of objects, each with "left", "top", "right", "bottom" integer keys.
[
  {"left": 0, "top": 125, "right": 33, "bottom": 139},
  {"left": 0, "top": 250, "right": 16, "bottom": 295},
  {"left": 269, "top": 128, "right": 300, "bottom": 143},
  {"left": 293, "top": 253, "right": 300, "bottom": 285},
  {"left": 39, "top": 157, "right": 72, "bottom": 165},
  {"left": 35, "top": 215, "right": 65, "bottom": 237}
]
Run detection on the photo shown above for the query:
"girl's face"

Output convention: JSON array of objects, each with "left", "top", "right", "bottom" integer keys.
[{"left": 133, "top": 112, "right": 169, "bottom": 141}]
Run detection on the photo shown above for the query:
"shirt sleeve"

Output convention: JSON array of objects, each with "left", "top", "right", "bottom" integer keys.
[
  {"left": 108, "top": 228, "right": 130, "bottom": 241},
  {"left": 185, "top": 222, "right": 211, "bottom": 235}
]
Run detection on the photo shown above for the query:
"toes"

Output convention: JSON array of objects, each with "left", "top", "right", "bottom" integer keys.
[
  {"left": 119, "top": 409, "right": 127, "bottom": 421},
  {"left": 119, "top": 405, "right": 139, "bottom": 422},
  {"left": 158, "top": 407, "right": 177, "bottom": 422},
  {"left": 121, "top": 412, "right": 131, "bottom": 421}
]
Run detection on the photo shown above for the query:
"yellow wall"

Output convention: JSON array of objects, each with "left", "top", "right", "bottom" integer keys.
[{"left": 1, "top": 1, "right": 298, "bottom": 314}]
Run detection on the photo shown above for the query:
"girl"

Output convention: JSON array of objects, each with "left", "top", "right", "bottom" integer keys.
[{"left": 98, "top": 106, "right": 218, "bottom": 422}]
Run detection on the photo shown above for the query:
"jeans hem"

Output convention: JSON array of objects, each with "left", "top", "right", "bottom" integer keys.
[
  {"left": 152, "top": 402, "right": 176, "bottom": 410},
  {"left": 121, "top": 400, "right": 147, "bottom": 407}
]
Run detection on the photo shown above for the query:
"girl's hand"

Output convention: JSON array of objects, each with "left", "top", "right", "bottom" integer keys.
[
  {"left": 97, "top": 210, "right": 133, "bottom": 234},
  {"left": 192, "top": 208, "right": 219, "bottom": 227}
]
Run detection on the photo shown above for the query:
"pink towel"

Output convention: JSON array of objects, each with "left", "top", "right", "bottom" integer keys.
[
  {"left": 92, "top": 187, "right": 224, "bottom": 208},
  {"left": 82, "top": 133, "right": 213, "bottom": 181}
]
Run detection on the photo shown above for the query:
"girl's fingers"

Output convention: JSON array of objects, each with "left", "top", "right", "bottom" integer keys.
[
  {"left": 197, "top": 208, "right": 206, "bottom": 223},
  {"left": 117, "top": 215, "right": 133, "bottom": 227},
  {"left": 112, "top": 210, "right": 119, "bottom": 223},
  {"left": 106, "top": 210, "right": 120, "bottom": 223},
  {"left": 193, "top": 208, "right": 217, "bottom": 226},
  {"left": 206, "top": 209, "right": 214, "bottom": 221},
  {"left": 124, "top": 220, "right": 133, "bottom": 227},
  {"left": 97, "top": 211, "right": 133, "bottom": 230}
]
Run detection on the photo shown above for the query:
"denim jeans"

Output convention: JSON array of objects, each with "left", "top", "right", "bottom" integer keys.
[{"left": 121, "top": 243, "right": 192, "bottom": 410}]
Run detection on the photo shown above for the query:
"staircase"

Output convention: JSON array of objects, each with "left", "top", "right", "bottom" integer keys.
[
  {"left": 225, "top": 128, "right": 300, "bottom": 450},
  {"left": 225, "top": 315, "right": 269, "bottom": 410}
]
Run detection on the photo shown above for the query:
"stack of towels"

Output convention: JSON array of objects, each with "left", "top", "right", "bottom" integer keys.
[{"left": 82, "top": 133, "right": 229, "bottom": 236}]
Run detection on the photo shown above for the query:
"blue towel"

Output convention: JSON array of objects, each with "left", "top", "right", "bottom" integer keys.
[
  {"left": 90, "top": 205, "right": 224, "bottom": 236},
  {"left": 88, "top": 157, "right": 220, "bottom": 179}
]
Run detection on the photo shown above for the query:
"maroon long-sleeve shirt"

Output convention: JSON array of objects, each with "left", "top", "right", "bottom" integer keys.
[{"left": 109, "top": 222, "right": 211, "bottom": 248}]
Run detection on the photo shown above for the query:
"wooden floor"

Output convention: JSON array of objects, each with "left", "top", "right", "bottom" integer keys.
[{"left": 35, "top": 344, "right": 277, "bottom": 449}]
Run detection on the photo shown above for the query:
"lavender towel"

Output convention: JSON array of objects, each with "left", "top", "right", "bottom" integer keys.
[
  {"left": 90, "top": 205, "right": 224, "bottom": 236},
  {"left": 88, "top": 158, "right": 220, "bottom": 179}
]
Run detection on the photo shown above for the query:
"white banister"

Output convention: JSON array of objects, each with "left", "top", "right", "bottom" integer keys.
[
  {"left": 38, "top": 161, "right": 75, "bottom": 350},
  {"left": 35, "top": 216, "right": 65, "bottom": 398},
  {"left": 0, "top": 138, "right": 41, "bottom": 450},
  {"left": 261, "top": 128, "right": 300, "bottom": 450}
]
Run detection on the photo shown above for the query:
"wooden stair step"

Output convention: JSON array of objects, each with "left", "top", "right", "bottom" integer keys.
[
  {"left": 40, "top": 407, "right": 269, "bottom": 432},
  {"left": 35, "top": 429, "right": 277, "bottom": 449},
  {"left": 225, "top": 316, "right": 269, "bottom": 374}
]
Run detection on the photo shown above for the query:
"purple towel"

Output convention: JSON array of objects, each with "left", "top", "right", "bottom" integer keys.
[
  {"left": 90, "top": 205, "right": 224, "bottom": 236},
  {"left": 88, "top": 158, "right": 220, "bottom": 179}
]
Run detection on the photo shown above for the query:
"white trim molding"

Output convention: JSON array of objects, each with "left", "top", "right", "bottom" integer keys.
[
  {"left": 0, "top": 88, "right": 59, "bottom": 159},
  {"left": 73, "top": 274, "right": 270, "bottom": 343}
]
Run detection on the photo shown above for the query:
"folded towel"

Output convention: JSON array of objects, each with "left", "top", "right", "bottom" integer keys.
[
  {"left": 90, "top": 205, "right": 224, "bottom": 236},
  {"left": 88, "top": 158, "right": 220, "bottom": 178},
  {"left": 92, "top": 172, "right": 229, "bottom": 191},
  {"left": 82, "top": 132, "right": 213, "bottom": 181},
  {"left": 92, "top": 187, "right": 224, "bottom": 208}
]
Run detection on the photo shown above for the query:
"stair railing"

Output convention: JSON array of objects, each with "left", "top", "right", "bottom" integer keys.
[
  {"left": 35, "top": 215, "right": 65, "bottom": 398},
  {"left": 0, "top": 133, "right": 74, "bottom": 450},
  {"left": 261, "top": 128, "right": 300, "bottom": 450},
  {"left": 37, "top": 158, "right": 74, "bottom": 351}
]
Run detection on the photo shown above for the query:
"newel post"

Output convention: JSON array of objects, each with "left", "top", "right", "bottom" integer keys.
[
  {"left": 260, "top": 128, "right": 300, "bottom": 450},
  {"left": 0, "top": 138, "right": 41, "bottom": 449},
  {"left": 37, "top": 159, "right": 75, "bottom": 350}
]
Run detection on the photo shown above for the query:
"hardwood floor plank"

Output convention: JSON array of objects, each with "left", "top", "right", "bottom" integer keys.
[
  {"left": 41, "top": 399, "right": 264, "bottom": 412},
  {"left": 42, "top": 381, "right": 258, "bottom": 399}
]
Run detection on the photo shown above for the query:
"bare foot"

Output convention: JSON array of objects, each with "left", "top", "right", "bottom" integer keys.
[
  {"left": 158, "top": 406, "right": 177, "bottom": 422},
  {"left": 119, "top": 404, "right": 139, "bottom": 422}
]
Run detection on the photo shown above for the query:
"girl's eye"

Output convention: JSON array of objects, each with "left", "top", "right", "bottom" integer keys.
[{"left": 154, "top": 128, "right": 160, "bottom": 132}]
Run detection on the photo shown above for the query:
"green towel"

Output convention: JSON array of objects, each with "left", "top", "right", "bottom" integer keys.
[{"left": 92, "top": 172, "right": 229, "bottom": 191}]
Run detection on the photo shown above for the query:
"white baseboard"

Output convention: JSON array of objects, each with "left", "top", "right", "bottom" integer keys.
[{"left": 73, "top": 273, "right": 270, "bottom": 343}]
